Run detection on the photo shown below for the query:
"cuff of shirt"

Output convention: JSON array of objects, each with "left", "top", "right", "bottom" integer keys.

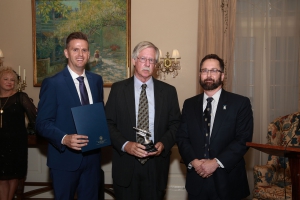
[
  {"left": 61, "top": 134, "right": 67, "bottom": 145},
  {"left": 215, "top": 158, "right": 224, "bottom": 168},
  {"left": 121, "top": 141, "right": 129, "bottom": 152}
]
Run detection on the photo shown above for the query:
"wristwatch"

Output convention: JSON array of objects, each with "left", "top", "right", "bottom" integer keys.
[{"left": 188, "top": 162, "right": 193, "bottom": 169}]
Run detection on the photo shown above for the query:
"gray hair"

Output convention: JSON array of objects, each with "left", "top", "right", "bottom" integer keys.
[{"left": 132, "top": 41, "right": 159, "bottom": 62}]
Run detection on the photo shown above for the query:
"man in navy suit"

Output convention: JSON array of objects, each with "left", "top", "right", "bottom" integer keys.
[
  {"left": 176, "top": 54, "right": 253, "bottom": 200},
  {"left": 36, "top": 32, "right": 103, "bottom": 200}
]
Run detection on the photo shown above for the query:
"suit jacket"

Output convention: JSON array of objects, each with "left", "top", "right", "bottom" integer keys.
[
  {"left": 36, "top": 67, "right": 104, "bottom": 171},
  {"left": 176, "top": 89, "right": 253, "bottom": 199},
  {"left": 105, "top": 76, "right": 181, "bottom": 190}
]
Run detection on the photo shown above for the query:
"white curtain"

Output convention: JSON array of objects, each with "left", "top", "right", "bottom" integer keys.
[{"left": 234, "top": 0, "right": 300, "bottom": 196}]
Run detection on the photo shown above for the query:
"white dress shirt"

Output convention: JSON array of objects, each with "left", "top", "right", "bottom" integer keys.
[
  {"left": 121, "top": 76, "right": 155, "bottom": 152},
  {"left": 203, "top": 88, "right": 224, "bottom": 168},
  {"left": 61, "top": 66, "right": 93, "bottom": 144},
  {"left": 134, "top": 75, "right": 155, "bottom": 141},
  {"left": 68, "top": 66, "right": 93, "bottom": 104},
  {"left": 203, "top": 89, "right": 222, "bottom": 137}
]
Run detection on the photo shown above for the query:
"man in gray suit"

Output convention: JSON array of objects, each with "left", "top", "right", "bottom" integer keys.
[{"left": 105, "top": 41, "right": 181, "bottom": 200}]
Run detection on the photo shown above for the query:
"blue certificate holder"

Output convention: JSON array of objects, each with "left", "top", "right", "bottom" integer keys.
[{"left": 71, "top": 102, "right": 111, "bottom": 152}]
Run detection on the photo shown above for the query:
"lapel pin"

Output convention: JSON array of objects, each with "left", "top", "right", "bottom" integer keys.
[{"left": 223, "top": 105, "right": 226, "bottom": 110}]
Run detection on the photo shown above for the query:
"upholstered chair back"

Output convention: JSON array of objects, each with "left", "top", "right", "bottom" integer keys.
[{"left": 252, "top": 111, "right": 300, "bottom": 200}]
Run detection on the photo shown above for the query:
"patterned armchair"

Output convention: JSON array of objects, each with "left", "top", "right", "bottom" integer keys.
[{"left": 252, "top": 111, "right": 300, "bottom": 200}]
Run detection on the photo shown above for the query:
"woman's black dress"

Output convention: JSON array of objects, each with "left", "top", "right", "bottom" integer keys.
[{"left": 0, "top": 92, "right": 36, "bottom": 180}]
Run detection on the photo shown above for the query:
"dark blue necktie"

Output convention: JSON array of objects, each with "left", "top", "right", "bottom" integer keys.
[
  {"left": 76, "top": 76, "right": 89, "bottom": 105},
  {"left": 203, "top": 97, "right": 213, "bottom": 159}
]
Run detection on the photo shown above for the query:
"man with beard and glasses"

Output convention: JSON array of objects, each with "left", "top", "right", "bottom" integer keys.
[{"left": 176, "top": 54, "right": 253, "bottom": 200}]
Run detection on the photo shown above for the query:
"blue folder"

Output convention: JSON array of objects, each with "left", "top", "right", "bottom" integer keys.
[{"left": 71, "top": 102, "right": 111, "bottom": 152}]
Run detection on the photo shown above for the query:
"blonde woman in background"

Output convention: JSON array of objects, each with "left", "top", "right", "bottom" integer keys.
[{"left": 0, "top": 66, "right": 36, "bottom": 200}]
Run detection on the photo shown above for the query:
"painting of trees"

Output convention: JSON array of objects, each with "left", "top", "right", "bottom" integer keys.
[{"left": 33, "top": 0, "right": 130, "bottom": 86}]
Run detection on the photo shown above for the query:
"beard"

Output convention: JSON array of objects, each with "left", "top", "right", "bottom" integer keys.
[{"left": 199, "top": 76, "right": 223, "bottom": 90}]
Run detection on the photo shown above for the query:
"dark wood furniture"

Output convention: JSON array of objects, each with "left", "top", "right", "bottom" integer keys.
[{"left": 246, "top": 142, "right": 300, "bottom": 200}]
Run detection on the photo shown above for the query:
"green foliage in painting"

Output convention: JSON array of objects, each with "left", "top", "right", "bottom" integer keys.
[
  {"left": 36, "top": 37, "right": 56, "bottom": 59},
  {"left": 53, "top": 0, "right": 126, "bottom": 44},
  {"left": 34, "top": 0, "right": 129, "bottom": 86},
  {"left": 36, "top": 0, "right": 72, "bottom": 23}
]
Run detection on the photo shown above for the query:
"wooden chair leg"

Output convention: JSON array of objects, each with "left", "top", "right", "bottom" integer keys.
[{"left": 104, "top": 184, "right": 115, "bottom": 199}]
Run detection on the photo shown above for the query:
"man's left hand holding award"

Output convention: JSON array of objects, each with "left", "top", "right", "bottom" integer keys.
[{"left": 71, "top": 102, "right": 111, "bottom": 152}]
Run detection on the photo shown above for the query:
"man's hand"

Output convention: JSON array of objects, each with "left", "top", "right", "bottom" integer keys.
[
  {"left": 63, "top": 134, "right": 88, "bottom": 150},
  {"left": 197, "top": 159, "right": 219, "bottom": 178},
  {"left": 124, "top": 141, "right": 148, "bottom": 158},
  {"left": 148, "top": 142, "right": 164, "bottom": 156},
  {"left": 191, "top": 159, "right": 205, "bottom": 174}
]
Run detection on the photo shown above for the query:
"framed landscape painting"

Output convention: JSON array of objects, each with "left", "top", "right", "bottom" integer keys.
[{"left": 32, "top": 0, "right": 131, "bottom": 87}]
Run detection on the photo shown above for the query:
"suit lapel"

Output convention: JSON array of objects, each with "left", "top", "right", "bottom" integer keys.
[
  {"left": 210, "top": 90, "right": 228, "bottom": 142},
  {"left": 153, "top": 79, "right": 163, "bottom": 135},
  {"left": 124, "top": 77, "right": 136, "bottom": 129},
  {"left": 85, "top": 72, "right": 97, "bottom": 103},
  {"left": 195, "top": 93, "right": 204, "bottom": 134},
  {"left": 63, "top": 67, "right": 81, "bottom": 106}
]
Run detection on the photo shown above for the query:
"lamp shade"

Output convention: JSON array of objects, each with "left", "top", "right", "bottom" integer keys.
[
  {"left": 159, "top": 49, "right": 162, "bottom": 58},
  {"left": 171, "top": 49, "right": 180, "bottom": 58},
  {"left": 0, "top": 49, "right": 3, "bottom": 58}
]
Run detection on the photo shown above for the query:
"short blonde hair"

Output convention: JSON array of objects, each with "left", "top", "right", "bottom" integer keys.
[{"left": 0, "top": 66, "right": 19, "bottom": 91}]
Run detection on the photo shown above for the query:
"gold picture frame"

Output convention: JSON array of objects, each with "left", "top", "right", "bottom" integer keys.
[{"left": 32, "top": 0, "right": 131, "bottom": 87}]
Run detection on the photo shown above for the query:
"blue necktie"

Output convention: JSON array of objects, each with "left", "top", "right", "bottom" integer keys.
[
  {"left": 203, "top": 97, "right": 213, "bottom": 159},
  {"left": 77, "top": 76, "right": 89, "bottom": 105}
]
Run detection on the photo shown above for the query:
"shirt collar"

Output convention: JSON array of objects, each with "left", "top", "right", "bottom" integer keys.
[
  {"left": 67, "top": 65, "right": 86, "bottom": 80},
  {"left": 204, "top": 88, "right": 222, "bottom": 102},
  {"left": 134, "top": 75, "right": 153, "bottom": 90}
]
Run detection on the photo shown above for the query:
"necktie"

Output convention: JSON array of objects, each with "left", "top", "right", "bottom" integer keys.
[
  {"left": 136, "top": 84, "right": 149, "bottom": 164},
  {"left": 77, "top": 76, "right": 89, "bottom": 105},
  {"left": 203, "top": 97, "right": 213, "bottom": 159}
]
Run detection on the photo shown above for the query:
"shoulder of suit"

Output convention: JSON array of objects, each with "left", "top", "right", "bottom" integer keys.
[
  {"left": 43, "top": 67, "right": 67, "bottom": 81},
  {"left": 153, "top": 78, "right": 176, "bottom": 89},
  {"left": 107, "top": 78, "right": 132, "bottom": 93},
  {"left": 40, "top": 68, "right": 67, "bottom": 87},
  {"left": 86, "top": 70, "right": 102, "bottom": 78},
  {"left": 41, "top": 72, "right": 60, "bottom": 85},
  {"left": 111, "top": 77, "right": 133, "bottom": 87},
  {"left": 222, "top": 90, "right": 249, "bottom": 100},
  {"left": 184, "top": 93, "right": 202, "bottom": 103}
]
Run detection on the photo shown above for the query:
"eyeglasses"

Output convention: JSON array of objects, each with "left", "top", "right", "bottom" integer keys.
[
  {"left": 137, "top": 57, "right": 156, "bottom": 64},
  {"left": 200, "top": 68, "right": 223, "bottom": 75}
]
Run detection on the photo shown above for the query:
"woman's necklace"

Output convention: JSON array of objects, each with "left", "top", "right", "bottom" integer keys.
[{"left": 0, "top": 96, "right": 10, "bottom": 128}]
